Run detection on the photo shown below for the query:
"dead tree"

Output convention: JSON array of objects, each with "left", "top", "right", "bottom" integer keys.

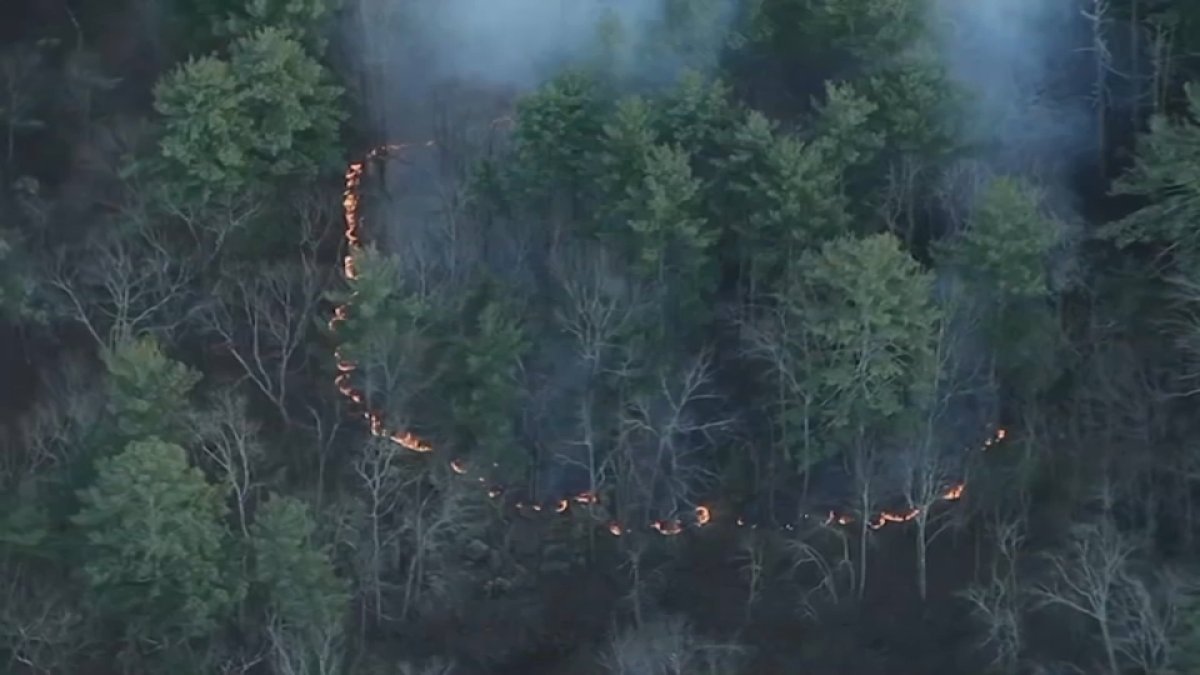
[
  {"left": 189, "top": 390, "right": 265, "bottom": 537},
  {"left": 901, "top": 308, "right": 989, "bottom": 601},
  {"left": 962, "top": 510, "right": 1027, "bottom": 674},
  {"left": 396, "top": 467, "right": 487, "bottom": 621},
  {"left": 205, "top": 259, "right": 323, "bottom": 425},
  {"left": 613, "top": 349, "right": 730, "bottom": 526},
  {"left": 352, "top": 436, "right": 414, "bottom": 624},
  {"left": 1030, "top": 520, "right": 1149, "bottom": 675},
  {"left": 51, "top": 225, "right": 196, "bottom": 352}
]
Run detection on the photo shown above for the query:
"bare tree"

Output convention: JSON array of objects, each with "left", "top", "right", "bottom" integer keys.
[
  {"left": 204, "top": 259, "right": 323, "bottom": 425},
  {"left": 0, "top": 353, "right": 100, "bottom": 488},
  {"left": 0, "top": 566, "right": 85, "bottom": 674},
  {"left": 601, "top": 614, "right": 746, "bottom": 675},
  {"left": 611, "top": 350, "right": 730, "bottom": 526},
  {"left": 551, "top": 243, "right": 648, "bottom": 528},
  {"left": 900, "top": 308, "right": 990, "bottom": 601},
  {"left": 735, "top": 532, "right": 767, "bottom": 623},
  {"left": 396, "top": 467, "right": 488, "bottom": 621},
  {"left": 189, "top": 390, "right": 265, "bottom": 537},
  {"left": 265, "top": 611, "right": 344, "bottom": 675},
  {"left": 352, "top": 436, "right": 415, "bottom": 623},
  {"left": 847, "top": 436, "right": 884, "bottom": 601},
  {"left": 1032, "top": 516, "right": 1142, "bottom": 667},
  {"left": 962, "top": 509, "right": 1027, "bottom": 674},
  {"left": 50, "top": 225, "right": 197, "bottom": 351}
]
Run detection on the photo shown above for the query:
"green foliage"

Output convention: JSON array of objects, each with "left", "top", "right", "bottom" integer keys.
[
  {"left": 810, "top": 81, "right": 884, "bottom": 175},
  {"left": 654, "top": 72, "right": 741, "bottom": 169},
  {"left": 795, "top": 233, "right": 940, "bottom": 432},
  {"left": 72, "top": 439, "right": 242, "bottom": 641},
  {"left": 853, "top": 51, "right": 960, "bottom": 160},
  {"left": 939, "top": 176, "right": 1063, "bottom": 299},
  {"left": 742, "top": 0, "right": 926, "bottom": 62},
  {"left": 1103, "top": 82, "right": 1200, "bottom": 250},
  {"left": 508, "top": 71, "right": 608, "bottom": 213},
  {"left": 442, "top": 288, "right": 529, "bottom": 474},
  {"left": 154, "top": 27, "right": 344, "bottom": 198},
  {"left": 102, "top": 336, "right": 202, "bottom": 445},
  {"left": 171, "top": 0, "right": 338, "bottom": 51},
  {"left": 721, "top": 109, "right": 857, "bottom": 289},
  {"left": 251, "top": 495, "right": 348, "bottom": 632}
]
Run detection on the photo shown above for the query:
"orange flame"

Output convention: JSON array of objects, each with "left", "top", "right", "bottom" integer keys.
[{"left": 942, "top": 483, "right": 965, "bottom": 501}]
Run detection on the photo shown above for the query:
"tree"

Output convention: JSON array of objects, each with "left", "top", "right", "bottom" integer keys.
[
  {"left": 1031, "top": 520, "right": 1178, "bottom": 675},
  {"left": 440, "top": 287, "right": 529, "bottom": 474},
  {"left": 51, "top": 224, "right": 200, "bottom": 352},
  {"left": 204, "top": 257, "right": 325, "bottom": 426},
  {"left": 204, "top": 0, "right": 339, "bottom": 50},
  {"left": 506, "top": 71, "right": 607, "bottom": 219},
  {"left": 938, "top": 176, "right": 1063, "bottom": 300},
  {"left": 1101, "top": 82, "right": 1200, "bottom": 251},
  {"left": 935, "top": 175, "right": 1067, "bottom": 402},
  {"left": 798, "top": 233, "right": 940, "bottom": 433},
  {"left": 719, "top": 105, "right": 863, "bottom": 294},
  {"left": 791, "top": 233, "right": 939, "bottom": 597},
  {"left": 190, "top": 390, "right": 266, "bottom": 537},
  {"left": 154, "top": 27, "right": 344, "bottom": 198},
  {"left": 102, "top": 335, "right": 202, "bottom": 446},
  {"left": 251, "top": 495, "right": 348, "bottom": 675},
  {"left": 71, "top": 438, "right": 242, "bottom": 644}
]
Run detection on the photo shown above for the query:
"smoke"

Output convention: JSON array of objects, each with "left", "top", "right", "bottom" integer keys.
[
  {"left": 349, "top": 0, "right": 736, "bottom": 140},
  {"left": 928, "top": 0, "right": 1096, "bottom": 179}
]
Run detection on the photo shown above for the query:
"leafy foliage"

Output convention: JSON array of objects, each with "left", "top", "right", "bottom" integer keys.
[
  {"left": 794, "top": 233, "right": 940, "bottom": 432},
  {"left": 940, "top": 176, "right": 1063, "bottom": 299},
  {"left": 102, "top": 336, "right": 202, "bottom": 445},
  {"left": 71, "top": 439, "right": 242, "bottom": 642},
  {"left": 154, "top": 27, "right": 344, "bottom": 197},
  {"left": 251, "top": 495, "right": 348, "bottom": 632}
]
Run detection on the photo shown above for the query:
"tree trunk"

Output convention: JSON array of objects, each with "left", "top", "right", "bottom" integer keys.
[{"left": 916, "top": 516, "right": 928, "bottom": 601}]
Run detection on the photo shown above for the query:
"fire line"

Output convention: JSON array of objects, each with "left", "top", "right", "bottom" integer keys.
[{"left": 332, "top": 143, "right": 1007, "bottom": 538}]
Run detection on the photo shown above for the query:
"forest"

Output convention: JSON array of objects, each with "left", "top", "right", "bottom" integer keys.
[{"left": 5, "top": 0, "right": 1200, "bottom": 673}]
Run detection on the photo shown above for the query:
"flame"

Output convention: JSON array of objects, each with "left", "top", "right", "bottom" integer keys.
[
  {"left": 942, "top": 482, "right": 965, "bottom": 501},
  {"left": 334, "top": 142, "right": 1012, "bottom": 540}
]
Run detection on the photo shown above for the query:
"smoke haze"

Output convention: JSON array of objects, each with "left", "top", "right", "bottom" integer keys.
[{"left": 928, "top": 0, "right": 1096, "bottom": 178}]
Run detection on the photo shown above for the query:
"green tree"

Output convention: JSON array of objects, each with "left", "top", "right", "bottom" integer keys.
[
  {"left": 251, "top": 494, "right": 347, "bottom": 671},
  {"left": 939, "top": 176, "right": 1063, "bottom": 299},
  {"left": 72, "top": 438, "right": 242, "bottom": 643},
  {"left": 441, "top": 288, "right": 529, "bottom": 475},
  {"left": 506, "top": 71, "right": 608, "bottom": 218},
  {"left": 154, "top": 27, "right": 344, "bottom": 198},
  {"left": 798, "top": 232, "right": 940, "bottom": 433},
  {"left": 1102, "top": 82, "right": 1200, "bottom": 251},
  {"left": 720, "top": 109, "right": 857, "bottom": 292},
  {"left": 936, "top": 176, "right": 1066, "bottom": 402},
  {"left": 102, "top": 336, "right": 202, "bottom": 446}
]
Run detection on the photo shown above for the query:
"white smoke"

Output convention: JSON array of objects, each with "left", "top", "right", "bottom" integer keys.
[{"left": 928, "top": 0, "right": 1096, "bottom": 179}]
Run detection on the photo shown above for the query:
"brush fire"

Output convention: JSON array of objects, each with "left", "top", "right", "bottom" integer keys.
[{"left": 331, "top": 144, "right": 1007, "bottom": 539}]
